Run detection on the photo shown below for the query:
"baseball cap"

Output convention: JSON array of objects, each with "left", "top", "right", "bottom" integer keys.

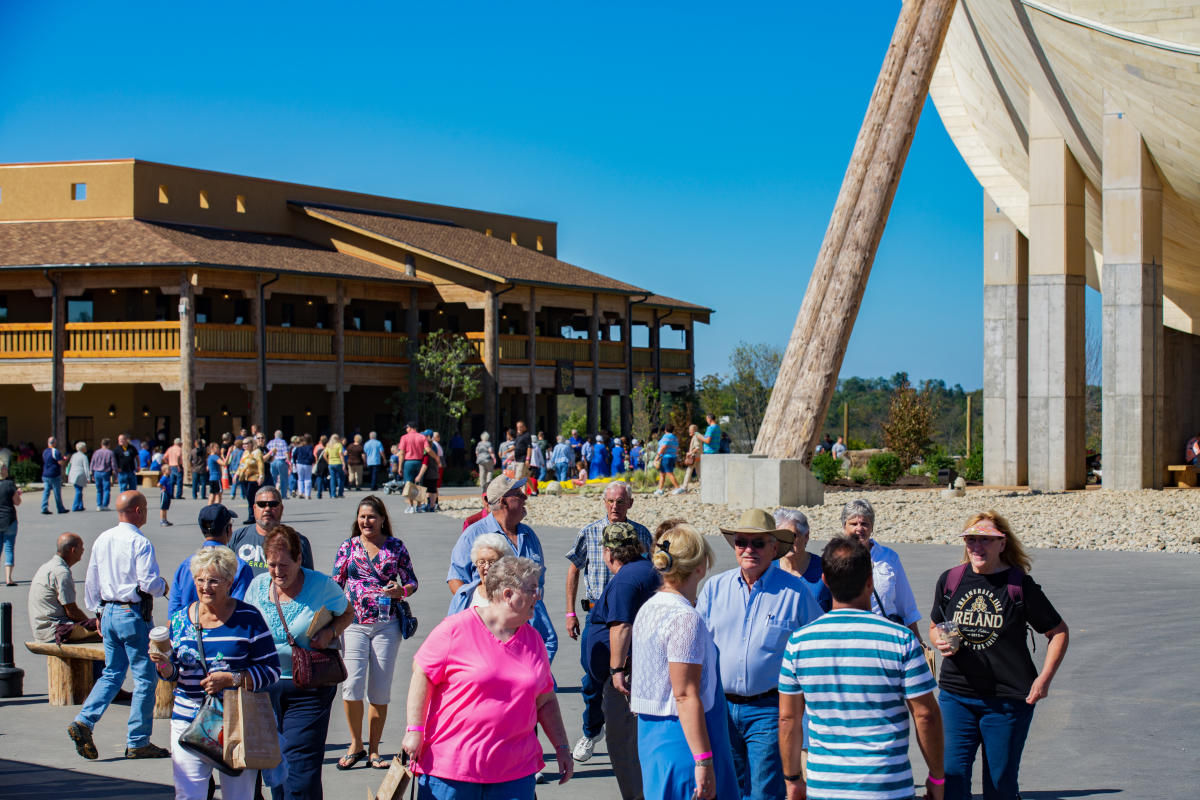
[
  {"left": 198, "top": 504, "right": 235, "bottom": 536},
  {"left": 485, "top": 474, "right": 527, "bottom": 505},
  {"left": 602, "top": 521, "right": 640, "bottom": 549}
]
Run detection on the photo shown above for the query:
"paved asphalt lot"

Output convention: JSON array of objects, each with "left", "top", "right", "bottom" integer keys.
[{"left": 0, "top": 490, "right": 1196, "bottom": 798}]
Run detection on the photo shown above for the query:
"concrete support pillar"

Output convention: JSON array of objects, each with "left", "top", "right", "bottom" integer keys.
[
  {"left": 483, "top": 288, "right": 499, "bottom": 440},
  {"left": 1027, "top": 93, "right": 1087, "bottom": 490},
  {"left": 588, "top": 293, "right": 600, "bottom": 434},
  {"left": 333, "top": 282, "right": 345, "bottom": 436},
  {"left": 1101, "top": 95, "right": 1164, "bottom": 490},
  {"left": 179, "top": 273, "right": 196, "bottom": 487},
  {"left": 406, "top": 287, "right": 419, "bottom": 422},
  {"left": 621, "top": 299, "right": 633, "bottom": 436},
  {"left": 982, "top": 194, "right": 1028, "bottom": 486},
  {"left": 527, "top": 288, "right": 537, "bottom": 427}
]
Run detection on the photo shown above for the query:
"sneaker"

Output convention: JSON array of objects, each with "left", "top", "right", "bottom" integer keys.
[
  {"left": 160, "top": 520, "right": 173, "bottom": 527},
  {"left": 67, "top": 722, "right": 98, "bottom": 760},
  {"left": 125, "top": 743, "right": 170, "bottom": 759},
  {"left": 41, "top": 510, "right": 52, "bottom": 515},
  {"left": 671, "top": 487, "right": 686, "bottom": 495},
  {"left": 404, "top": 507, "right": 415, "bottom": 514},
  {"left": 572, "top": 732, "right": 602, "bottom": 762},
  {"left": 653, "top": 489, "right": 664, "bottom": 497}
]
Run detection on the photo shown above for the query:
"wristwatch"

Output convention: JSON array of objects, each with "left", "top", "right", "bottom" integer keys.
[
  {"left": 609, "top": 666, "right": 629, "bottom": 676},
  {"left": 784, "top": 774, "right": 802, "bottom": 783}
]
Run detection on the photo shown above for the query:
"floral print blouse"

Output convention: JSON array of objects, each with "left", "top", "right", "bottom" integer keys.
[{"left": 331, "top": 535, "right": 418, "bottom": 624}]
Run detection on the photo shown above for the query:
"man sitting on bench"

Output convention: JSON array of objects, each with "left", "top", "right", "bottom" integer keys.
[{"left": 28, "top": 532, "right": 100, "bottom": 645}]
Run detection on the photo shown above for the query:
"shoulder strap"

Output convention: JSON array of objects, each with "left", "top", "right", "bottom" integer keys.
[
  {"left": 1006, "top": 567, "right": 1025, "bottom": 605},
  {"left": 188, "top": 602, "right": 208, "bottom": 675},
  {"left": 270, "top": 582, "right": 298, "bottom": 647},
  {"left": 356, "top": 536, "right": 391, "bottom": 586},
  {"left": 943, "top": 563, "right": 969, "bottom": 598}
]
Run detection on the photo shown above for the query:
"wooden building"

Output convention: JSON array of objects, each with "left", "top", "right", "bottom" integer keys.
[{"left": 0, "top": 159, "right": 710, "bottom": 455}]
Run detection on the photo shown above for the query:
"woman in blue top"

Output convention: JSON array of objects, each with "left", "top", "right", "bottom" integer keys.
[
  {"left": 589, "top": 435, "right": 610, "bottom": 480},
  {"left": 246, "top": 526, "right": 354, "bottom": 799},
  {"left": 610, "top": 437, "right": 626, "bottom": 477},
  {"left": 773, "top": 508, "right": 830, "bottom": 611},
  {"left": 150, "top": 545, "right": 280, "bottom": 800},
  {"left": 205, "top": 442, "right": 226, "bottom": 507}
]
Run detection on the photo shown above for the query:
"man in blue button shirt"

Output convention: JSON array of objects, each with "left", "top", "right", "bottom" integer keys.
[
  {"left": 696, "top": 507, "right": 823, "bottom": 800},
  {"left": 363, "top": 431, "right": 385, "bottom": 491}
]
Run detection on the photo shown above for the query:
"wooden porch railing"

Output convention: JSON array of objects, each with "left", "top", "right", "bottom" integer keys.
[{"left": 0, "top": 323, "right": 52, "bottom": 358}]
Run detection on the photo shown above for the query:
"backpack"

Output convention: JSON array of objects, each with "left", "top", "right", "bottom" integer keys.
[{"left": 940, "top": 563, "right": 1036, "bottom": 652}]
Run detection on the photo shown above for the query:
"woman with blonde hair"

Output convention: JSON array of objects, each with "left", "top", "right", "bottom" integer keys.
[
  {"left": 929, "top": 510, "right": 1069, "bottom": 800},
  {"left": 631, "top": 524, "right": 736, "bottom": 800}
]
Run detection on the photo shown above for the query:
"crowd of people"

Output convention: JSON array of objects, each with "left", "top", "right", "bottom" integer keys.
[{"left": 18, "top": 453, "right": 1071, "bottom": 800}]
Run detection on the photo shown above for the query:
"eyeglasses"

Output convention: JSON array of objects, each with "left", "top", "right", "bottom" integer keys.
[
  {"left": 733, "top": 538, "right": 771, "bottom": 550},
  {"left": 474, "top": 559, "right": 499, "bottom": 568},
  {"left": 195, "top": 578, "right": 226, "bottom": 587},
  {"left": 255, "top": 500, "right": 281, "bottom": 509}
]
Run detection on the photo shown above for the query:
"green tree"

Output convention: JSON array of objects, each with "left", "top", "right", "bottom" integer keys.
[
  {"left": 559, "top": 408, "right": 587, "bottom": 440},
  {"left": 631, "top": 377, "right": 661, "bottom": 440},
  {"left": 880, "top": 379, "right": 937, "bottom": 469},
  {"left": 728, "top": 341, "right": 782, "bottom": 445},
  {"left": 392, "top": 330, "right": 482, "bottom": 437},
  {"left": 697, "top": 373, "right": 734, "bottom": 420}
]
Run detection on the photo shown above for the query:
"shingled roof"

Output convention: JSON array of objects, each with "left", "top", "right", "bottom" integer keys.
[
  {"left": 0, "top": 219, "right": 425, "bottom": 283},
  {"left": 295, "top": 203, "right": 645, "bottom": 294}
]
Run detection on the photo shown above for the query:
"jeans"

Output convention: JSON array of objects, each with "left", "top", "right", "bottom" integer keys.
[
  {"left": 295, "top": 464, "right": 312, "bottom": 497},
  {"left": 417, "top": 773, "right": 536, "bottom": 800},
  {"left": 241, "top": 480, "right": 259, "bottom": 520},
  {"left": 555, "top": 463, "right": 570, "bottom": 483},
  {"left": 940, "top": 690, "right": 1036, "bottom": 800},
  {"left": 93, "top": 471, "right": 111, "bottom": 509},
  {"left": 41, "top": 476, "right": 66, "bottom": 513},
  {"left": 118, "top": 471, "right": 136, "bottom": 493},
  {"left": 314, "top": 473, "right": 327, "bottom": 499},
  {"left": 367, "top": 464, "right": 382, "bottom": 490},
  {"left": 727, "top": 695, "right": 785, "bottom": 800},
  {"left": 76, "top": 603, "right": 157, "bottom": 748},
  {"left": 192, "top": 472, "right": 208, "bottom": 499},
  {"left": 1, "top": 520, "right": 15, "bottom": 567},
  {"left": 270, "top": 460, "right": 289, "bottom": 494},
  {"left": 579, "top": 612, "right": 605, "bottom": 739},
  {"left": 72, "top": 483, "right": 86, "bottom": 511},
  {"left": 330, "top": 465, "right": 346, "bottom": 498},
  {"left": 269, "top": 680, "right": 337, "bottom": 800},
  {"left": 171, "top": 465, "right": 183, "bottom": 498}
]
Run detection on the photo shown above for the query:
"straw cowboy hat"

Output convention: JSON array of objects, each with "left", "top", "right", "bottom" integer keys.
[{"left": 718, "top": 507, "right": 795, "bottom": 555}]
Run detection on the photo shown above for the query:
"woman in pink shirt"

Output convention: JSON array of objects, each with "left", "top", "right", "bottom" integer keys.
[{"left": 401, "top": 556, "right": 573, "bottom": 799}]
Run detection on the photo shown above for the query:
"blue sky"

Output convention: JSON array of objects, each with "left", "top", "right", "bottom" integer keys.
[{"left": 2, "top": 1, "right": 1023, "bottom": 389}]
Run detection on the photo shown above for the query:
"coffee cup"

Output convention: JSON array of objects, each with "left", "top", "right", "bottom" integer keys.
[
  {"left": 149, "top": 625, "right": 171, "bottom": 654},
  {"left": 935, "top": 621, "right": 962, "bottom": 654}
]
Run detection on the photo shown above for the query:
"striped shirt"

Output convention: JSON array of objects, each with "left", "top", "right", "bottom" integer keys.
[
  {"left": 778, "top": 609, "right": 935, "bottom": 800},
  {"left": 565, "top": 517, "right": 654, "bottom": 602},
  {"left": 167, "top": 600, "right": 280, "bottom": 722}
]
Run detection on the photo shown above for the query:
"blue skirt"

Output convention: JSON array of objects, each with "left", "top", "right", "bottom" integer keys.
[{"left": 637, "top": 692, "right": 738, "bottom": 800}]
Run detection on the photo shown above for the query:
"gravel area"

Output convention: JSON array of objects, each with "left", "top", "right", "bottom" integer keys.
[{"left": 436, "top": 486, "right": 1200, "bottom": 554}]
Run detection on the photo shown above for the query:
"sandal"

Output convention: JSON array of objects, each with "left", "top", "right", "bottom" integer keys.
[
  {"left": 369, "top": 754, "right": 391, "bottom": 769},
  {"left": 336, "top": 749, "right": 367, "bottom": 770}
]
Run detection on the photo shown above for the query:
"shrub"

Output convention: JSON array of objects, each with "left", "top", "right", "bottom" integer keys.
[
  {"left": 846, "top": 437, "right": 870, "bottom": 451},
  {"left": 866, "top": 452, "right": 905, "bottom": 486},
  {"left": 810, "top": 452, "right": 843, "bottom": 485},
  {"left": 849, "top": 466, "right": 868, "bottom": 485},
  {"left": 920, "top": 445, "right": 955, "bottom": 482},
  {"left": 9, "top": 458, "right": 39, "bottom": 486},
  {"left": 959, "top": 444, "right": 983, "bottom": 482},
  {"left": 881, "top": 379, "right": 937, "bottom": 469}
]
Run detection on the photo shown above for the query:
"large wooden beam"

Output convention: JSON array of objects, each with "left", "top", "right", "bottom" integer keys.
[
  {"left": 755, "top": 0, "right": 956, "bottom": 460},
  {"left": 179, "top": 272, "right": 195, "bottom": 487},
  {"left": 333, "top": 281, "right": 345, "bottom": 435}
]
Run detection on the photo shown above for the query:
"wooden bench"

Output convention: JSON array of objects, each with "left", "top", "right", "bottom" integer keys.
[
  {"left": 25, "top": 640, "right": 176, "bottom": 716},
  {"left": 1166, "top": 464, "right": 1198, "bottom": 487},
  {"left": 136, "top": 469, "right": 161, "bottom": 488}
]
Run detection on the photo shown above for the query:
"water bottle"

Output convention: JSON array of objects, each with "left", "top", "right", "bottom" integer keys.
[{"left": 377, "top": 593, "right": 391, "bottom": 620}]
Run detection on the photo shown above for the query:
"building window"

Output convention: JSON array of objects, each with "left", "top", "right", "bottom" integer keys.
[
  {"left": 384, "top": 312, "right": 395, "bottom": 334},
  {"left": 234, "top": 299, "right": 250, "bottom": 325},
  {"left": 195, "top": 296, "right": 212, "bottom": 324},
  {"left": 236, "top": 194, "right": 247, "bottom": 213},
  {"left": 199, "top": 190, "right": 209, "bottom": 209},
  {"left": 71, "top": 183, "right": 87, "bottom": 201},
  {"left": 158, "top": 185, "right": 170, "bottom": 204},
  {"left": 0, "top": 294, "right": 6, "bottom": 322},
  {"left": 351, "top": 309, "right": 363, "bottom": 331},
  {"left": 536, "top": 235, "right": 544, "bottom": 251},
  {"left": 281, "top": 303, "right": 294, "bottom": 328},
  {"left": 67, "top": 299, "right": 93, "bottom": 323}
]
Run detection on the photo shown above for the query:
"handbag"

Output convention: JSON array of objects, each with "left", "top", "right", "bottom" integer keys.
[
  {"left": 358, "top": 538, "right": 418, "bottom": 640},
  {"left": 272, "top": 584, "right": 347, "bottom": 690},
  {"left": 177, "top": 603, "right": 243, "bottom": 776},
  {"left": 223, "top": 685, "right": 282, "bottom": 770}
]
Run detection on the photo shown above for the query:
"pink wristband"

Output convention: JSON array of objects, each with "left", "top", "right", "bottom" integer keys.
[
  {"left": 693, "top": 751, "right": 713, "bottom": 762},
  {"left": 565, "top": 612, "right": 577, "bottom": 617},
  {"left": 406, "top": 725, "right": 425, "bottom": 733},
  {"left": 927, "top": 777, "right": 945, "bottom": 785}
]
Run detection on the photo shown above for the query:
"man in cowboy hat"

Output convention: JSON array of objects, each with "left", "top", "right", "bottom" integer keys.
[{"left": 696, "top": 507, "right": 823, "bottom": 800}]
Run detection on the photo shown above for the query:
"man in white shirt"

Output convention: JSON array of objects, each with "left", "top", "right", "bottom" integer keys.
[{"left": 67, "top": 490, "right": 170, "bottom": 761}]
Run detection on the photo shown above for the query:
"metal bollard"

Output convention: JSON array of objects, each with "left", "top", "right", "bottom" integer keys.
[{"left": 0, "top": 601, "right": 25, "bottom": 697}]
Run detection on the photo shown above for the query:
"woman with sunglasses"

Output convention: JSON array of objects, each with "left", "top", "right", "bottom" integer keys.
[
  {"left": 331, "top": 495, "right": 418, "bottom": 770},
  {"left": 930, "top": 512, "right": 1069, "bottom": 800},
  {"left": 403, "top": 556, "right": 573, "bottom": 800}
]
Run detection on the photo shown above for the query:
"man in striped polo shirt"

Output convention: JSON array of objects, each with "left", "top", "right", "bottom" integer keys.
[{"left": 778, "top": 537, "right": 944, "bottom": 800}]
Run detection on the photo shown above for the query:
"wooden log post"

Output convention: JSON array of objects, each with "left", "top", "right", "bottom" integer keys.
[
  {"left": 527, "top": 288, "right": 538, "bottom": 428},
  {"left": 154, "top": 679, "right": 176, "bottom": 719},
  {"left": 407, "top": 286, "right": 419, "bottom": 422},
  {"left": 589, "top": 293, "right": 600, "bottom": 434},
  {"left": 754, "top": 0, "right": 956, "bottom": 461},
  {"left": 483, "top": 288, "right": 499, "bottom": 439},
  {"left": 179, "top": 273, "right": 196, "bottom": 489},
  {"left": 333, "top": 281, "right": 345, "bottom": 436}
]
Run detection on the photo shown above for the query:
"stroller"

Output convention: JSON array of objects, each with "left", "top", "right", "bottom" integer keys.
[{"left": 382, "top": 478, "right": 405, "bottom": 495}]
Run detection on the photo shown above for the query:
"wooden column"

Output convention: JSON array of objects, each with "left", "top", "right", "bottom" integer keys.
[
  {"left": 651, "top": 314, "right": 662, "bottom": 397},
  {"left": 621, "top": 298, "right": 633, "bottom": 435},
  {"left": 527, "top": 287, "right": 537, "bottom": 427},
  {"left": 685, "top": 320, "right": 695, "bottom": 392},
  {"left": 589, "top": 293, "right": 600, "bottom": 434},
  {"left": 251, "top": 277, "right": 266, "bottom": 431},
  {"left": 407, "top": 287, "right": 420, "bottom": 422},
  {"left": 333, "top": 281, "right": 345, "bottom": 435},
  {"left": 754, "top": 0, "right": 956, "bottom": 460},
  {"left": 179, "top": 273, "right": 196, "bottom": 487},
  {"left": 49, "top": 273, "right": 66, "bottom": 446},
  {"left": 483, "top": 288, "right": 499, "bottom": 439}
]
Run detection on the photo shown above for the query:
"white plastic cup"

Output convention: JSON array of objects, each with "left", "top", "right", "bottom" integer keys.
[{"left": 935, "top": 621, "right": 962, "bottom": 654}]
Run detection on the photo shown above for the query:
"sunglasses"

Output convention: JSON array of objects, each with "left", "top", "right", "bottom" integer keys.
[
  {"left": 255, "top": 500, "right": 281, "bottom": 509},
  {"left": 733, "top": 538, "right": 772, "bottom": 550}
]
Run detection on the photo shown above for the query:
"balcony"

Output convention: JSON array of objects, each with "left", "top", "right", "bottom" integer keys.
[{"left": 0, "top": 322, "right": 691, "bottom": 371}]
